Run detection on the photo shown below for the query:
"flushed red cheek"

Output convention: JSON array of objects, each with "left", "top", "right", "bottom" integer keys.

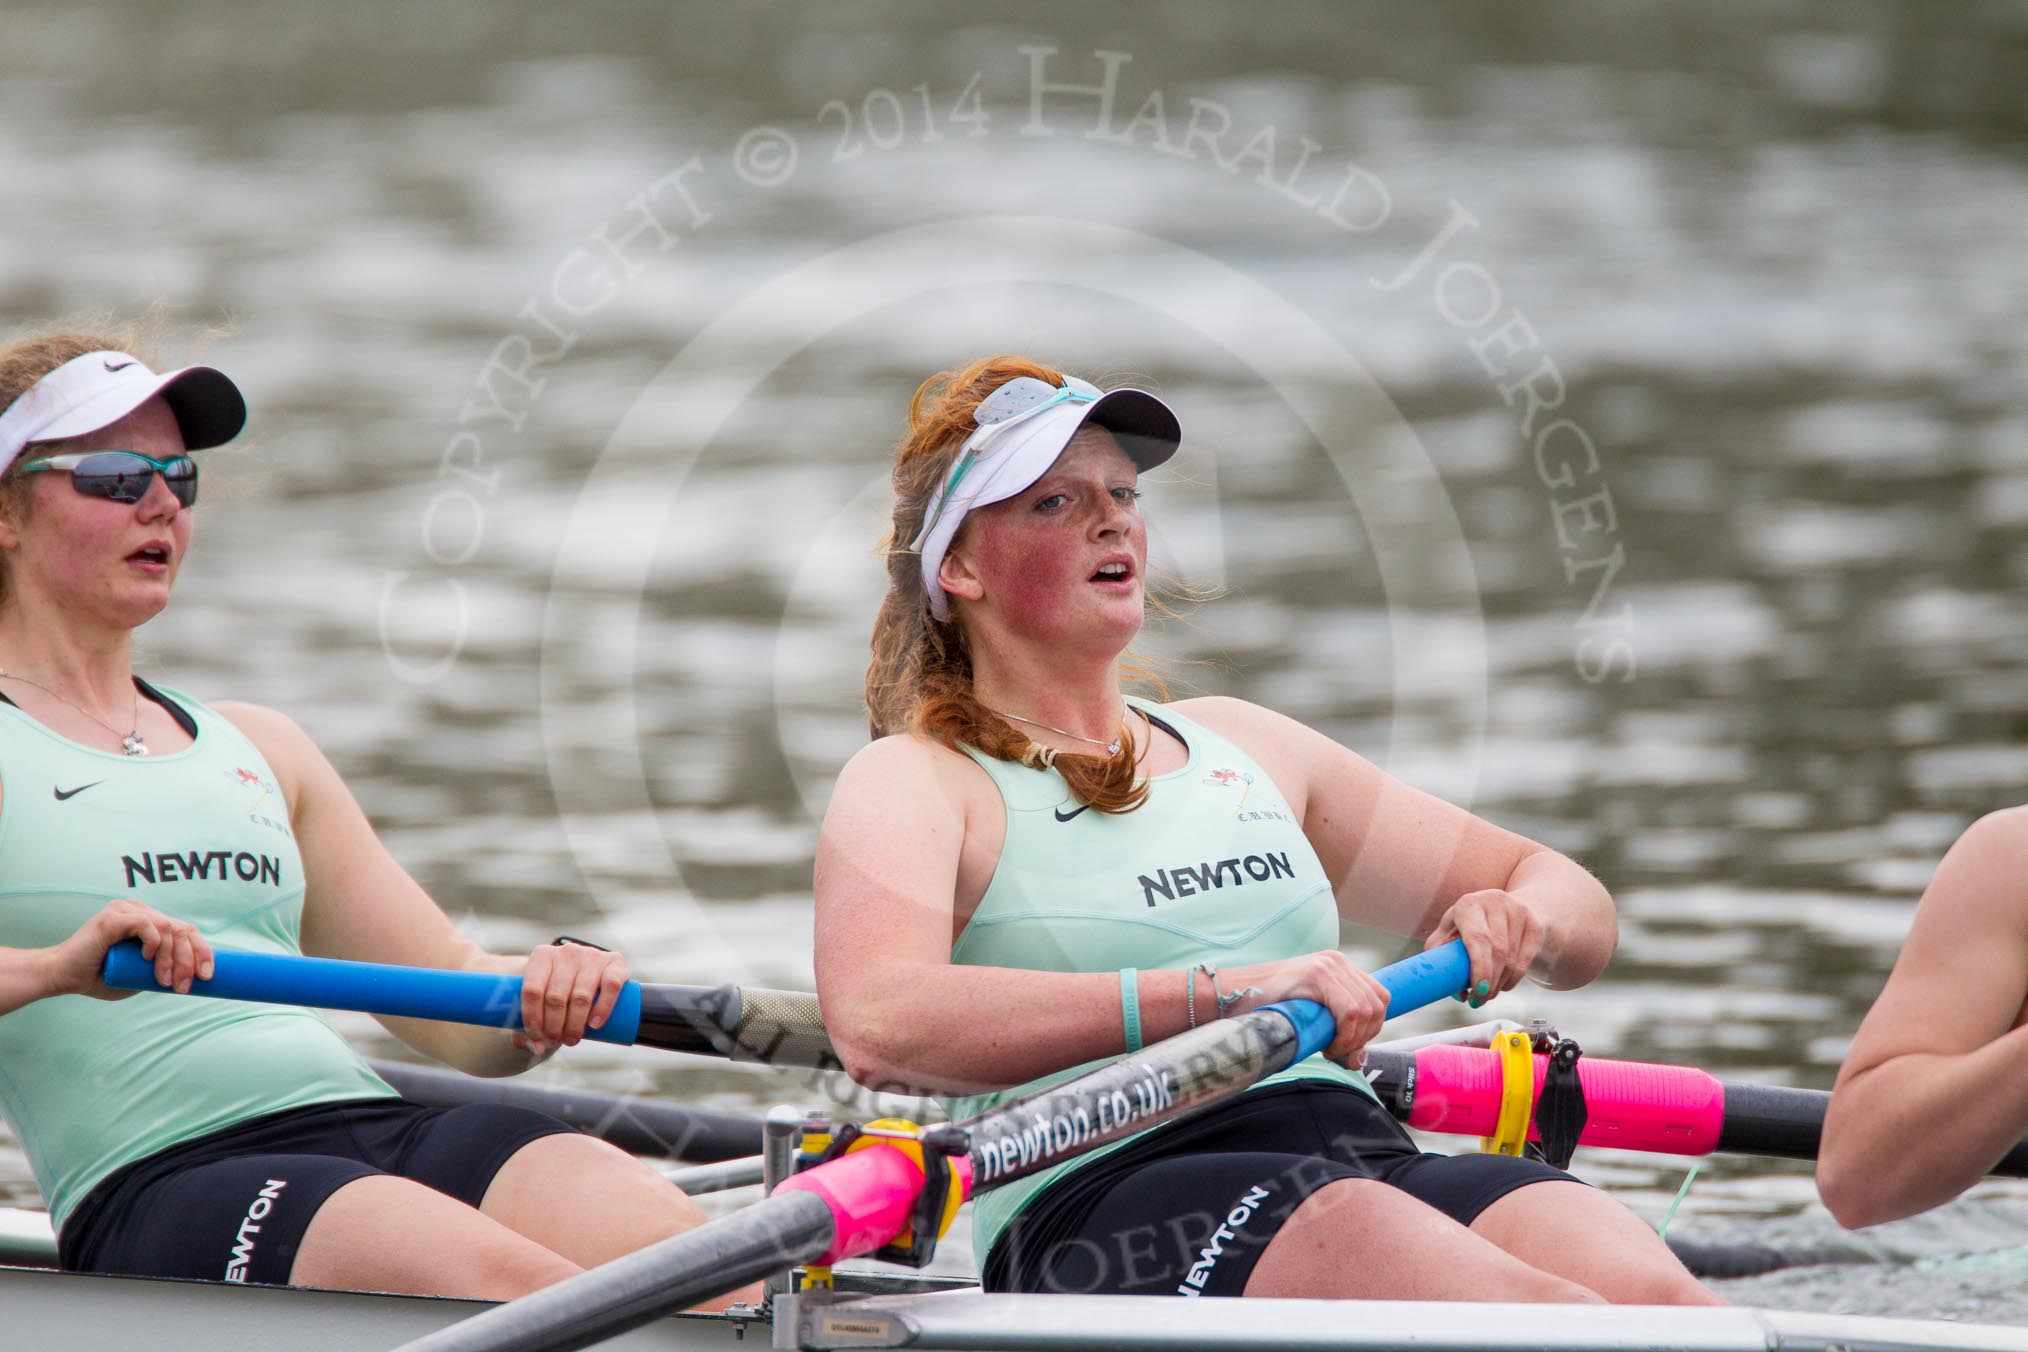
[
  {"left": 969, "top": 517, "right": 1145, "bottom": 634},
  {"left": 967, "top": 529, "right": 1090, "bottom": 631}
]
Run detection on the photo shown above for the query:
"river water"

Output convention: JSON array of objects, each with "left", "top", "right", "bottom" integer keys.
[{"left": 3, "top": 0, "right": 2027, "bottom": 1322}]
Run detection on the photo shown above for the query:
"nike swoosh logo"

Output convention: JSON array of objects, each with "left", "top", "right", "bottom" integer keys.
[
  {"left": 53, "top": 781, "right": 103, "bottom": 801},
  {"left": 1054, "top": 804, "right": 1090, "bottom": 822},
  {"left": 103, "top": 360, "right": 137, "bottom": 373}
]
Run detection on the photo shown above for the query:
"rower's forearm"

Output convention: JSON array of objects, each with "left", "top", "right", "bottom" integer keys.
[
  {"left": 378, "top": 948, "right": 545, "bottom": 1077},
  {"left": 378, "top": 1011, "right": 546, "bottom": 1077},
  {"left": 833, "top": 964, "right": 1208, "bottom": 1097},
  {"left": 0, "top": 946, "right": 57, "bottom": 1017},
  {"left": 1821, "top": 1026, "right": 2028, "bottom": 1227},
  {"left": 1506, "top": 850, "right": 1616, "bottom": 989}
]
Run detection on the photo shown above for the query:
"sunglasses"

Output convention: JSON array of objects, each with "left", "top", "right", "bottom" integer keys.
[
  {"left": 907, "top": 376, "right": 1101, "bottom": 550},
  {"left": 20, "top": 450, "right": 200, "bottom": 507}
]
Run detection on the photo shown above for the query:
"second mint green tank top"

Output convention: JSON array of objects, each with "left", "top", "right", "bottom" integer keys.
[
  {"left": 943, "top": 697, "right": 1376, "bottom": 1260},
  {"left": 0, "top": 682, "right": 396, "bottom": 1230}
]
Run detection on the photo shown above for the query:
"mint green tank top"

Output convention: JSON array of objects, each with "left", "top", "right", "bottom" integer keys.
[
  {"left": 943, "top": 697, "right": 1377, "bottom": 1261},
  {"left": 0, "top": 682, "right": 395, "bottom": 1230}
]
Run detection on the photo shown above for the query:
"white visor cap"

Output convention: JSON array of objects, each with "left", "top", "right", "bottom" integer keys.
[
  {"left": 0, "top": 350, "right": 247, "bottom": 477},
  {"left": 918, "top": 378, "right": 1181, "bottom": 621}
]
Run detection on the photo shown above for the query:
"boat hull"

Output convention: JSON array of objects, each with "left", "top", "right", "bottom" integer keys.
[
  {"left": 8, "top": 1263, "right": 2028, "bottom": 1352},
  {"left": 0, "top": 1265, "right": 751, "bottom": 1350}
]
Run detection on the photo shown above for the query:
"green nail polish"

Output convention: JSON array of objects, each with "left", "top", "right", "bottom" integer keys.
[
  {"left": 1469, "top": 996, "right": 1484, "bottom": 1009},
  {"left": 1474, "top": 979, "right": 1490, "bottom": 998}
]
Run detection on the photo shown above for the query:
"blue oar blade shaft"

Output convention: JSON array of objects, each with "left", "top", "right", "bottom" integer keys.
[{"left": 101, "top": 940, "right": 641, "bottom": 1046}]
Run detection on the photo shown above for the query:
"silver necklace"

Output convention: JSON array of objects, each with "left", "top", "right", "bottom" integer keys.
[
  {"left": 984, "top": 702, "right": 1131, "bottom": 757},
  {"left": 0, "top": 669, "right": 149, "bottom": 755}
]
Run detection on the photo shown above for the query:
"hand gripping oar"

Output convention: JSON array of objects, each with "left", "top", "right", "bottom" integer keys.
[
  {"left": 389, "top": 941, "right": 1471, "bottom": 1352},
  {"left": 100, "top": 941, "right": 834, "bottom": 1070}
]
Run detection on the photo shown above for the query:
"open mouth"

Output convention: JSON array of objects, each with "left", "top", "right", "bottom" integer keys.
[
  {"left": 1090, "top": 561, "right": 1134, "bottom": 583},
  {"left": 127, "top": 545, "right": 170, "bottom": 567}
]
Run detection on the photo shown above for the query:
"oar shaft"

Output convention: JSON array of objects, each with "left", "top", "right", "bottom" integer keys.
[
  {"left": 391, "top": 1188, "right": 835, "bottom": 1352},
  {"left": 959, "top": 1001, "right": 1309, "bottom": 1197},
  {"left": 1712, "top": 1080, "right": 1825, "bottom": 1161},
  {"left": 368, "top": 1060, "right": 763, "bottom": 1161},
  {"left": 1714, "top": 1081, "right": 2028, "bottom": 1179},
  {"left": 100, "top": 941, "right": 838, "bottom": 1069}
]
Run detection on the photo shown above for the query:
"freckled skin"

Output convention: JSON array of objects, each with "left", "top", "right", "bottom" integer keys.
[
  {"left": 938, "top": 428, "right": 1147, "bottom": 664},
  {"left": 0, "top": 397, "right": 193, "bottom": 638}
]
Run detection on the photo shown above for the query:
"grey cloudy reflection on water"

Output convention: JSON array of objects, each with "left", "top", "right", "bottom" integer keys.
[{"left": 6, "top": 0, "right": 2028, "bottom": 1316}]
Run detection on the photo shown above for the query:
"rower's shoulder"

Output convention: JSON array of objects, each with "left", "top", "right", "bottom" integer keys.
[
  {"left": 1934, "top": 806, "right": 2028, "bottom": 902},
  {"left": 1166, "top": 696, "right": 1379, "bottom": 806},
  {"left": 1165, "top": 694, "right": 1273, "bottom": 732},
  {"left": 1961, "top": 803, "right": 2028, "bottom": 848},
  {"left": 1166, "top": 695, "right": 1334, "bottom": 755},
  {"left": 206, "top": 700, "right": 327, "bottom": 787},
  {"left": 829, "top": 733, "right": 990, "bottom": 818},
  {"left": 1888, "top": 807, "right": 2028, "bottom": 958},
  {"left": 839, "top": 731, "right": 985, "bottom": 785},
  {"left": 207, "top": 698, "right": 306, "bottom": 748}
]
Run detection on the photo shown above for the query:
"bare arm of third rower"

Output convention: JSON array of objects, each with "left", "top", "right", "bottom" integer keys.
[{"left": 1820, "top": 806, "right": 2028, "bottom": 1227}]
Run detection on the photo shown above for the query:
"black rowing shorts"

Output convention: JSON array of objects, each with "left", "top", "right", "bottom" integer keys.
[
  {"left": 983, "top": 1080, "right": 1577, "bottom": 1298},
  {"left": 58, "top": 1097, "right": 577, "bottom": 1286}
]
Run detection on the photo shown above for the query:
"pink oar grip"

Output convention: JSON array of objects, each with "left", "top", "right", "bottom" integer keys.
[
  {"left": 771, "top": 1146, "right": 977, "bottom": 1265},
  {"left": 1407, "top": 1045, "right": 1727, "bottom": 1156}
]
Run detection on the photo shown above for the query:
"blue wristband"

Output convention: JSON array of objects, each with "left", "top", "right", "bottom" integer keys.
[{"left": 1119, "top": 967, "right": 1142, "bottom": 1052}]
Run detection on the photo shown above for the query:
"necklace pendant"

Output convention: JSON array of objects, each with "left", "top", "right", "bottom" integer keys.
[
  {"left": 1105, "top": 739, "right": 1121, "bottom": 755},
  {"left": 122, "top": 733, "right": 149, "bottom": 757}
]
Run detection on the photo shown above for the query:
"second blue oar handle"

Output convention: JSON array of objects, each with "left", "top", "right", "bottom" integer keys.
[
  {"left": 100, "top": 940, "right": 645, "bottom": 1046},
  {"left": 1260, "top": 938, "right": 1471, "bottom": 1062}
]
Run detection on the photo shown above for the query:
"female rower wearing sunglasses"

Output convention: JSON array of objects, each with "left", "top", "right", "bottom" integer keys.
[
  {"left": 0, "top": 326, "right": 743, "bottom": 1301},
  {"left": 814, "top": 355, "right": 1719, "bottom": 1305}
]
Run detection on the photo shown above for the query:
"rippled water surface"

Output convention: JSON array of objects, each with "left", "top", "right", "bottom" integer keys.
[{"left": 4, "top": 0, "right": 2028, "bottom": 1322}]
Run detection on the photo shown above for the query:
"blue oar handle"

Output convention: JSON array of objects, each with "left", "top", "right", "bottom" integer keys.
[
  {"left": 100, "top": 940, "right": 645, "bottom": 1046},
  {"left": 1260, "top": 937, "right": 1472, "bottom": 1062}
]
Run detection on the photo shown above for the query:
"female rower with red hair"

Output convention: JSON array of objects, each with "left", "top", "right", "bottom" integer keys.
[
  {"left": 0, "top": 319, "right": 738, "bottom": 1300},
  {"left": 814, "top": 355, "right": 1718, "bottom": 1304}
]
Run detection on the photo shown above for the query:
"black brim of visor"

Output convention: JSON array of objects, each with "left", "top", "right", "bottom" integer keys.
[
  {"left": 159, "top": 367, "right": 248, "bottom": 451},
  {"left": 1082, "top": 388, "right": 1182, "bottom": 471}
]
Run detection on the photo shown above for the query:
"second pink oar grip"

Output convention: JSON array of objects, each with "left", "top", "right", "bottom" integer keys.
[{"left": 1408, "top": 1044, "right": 1727, "bottom": 1155}]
